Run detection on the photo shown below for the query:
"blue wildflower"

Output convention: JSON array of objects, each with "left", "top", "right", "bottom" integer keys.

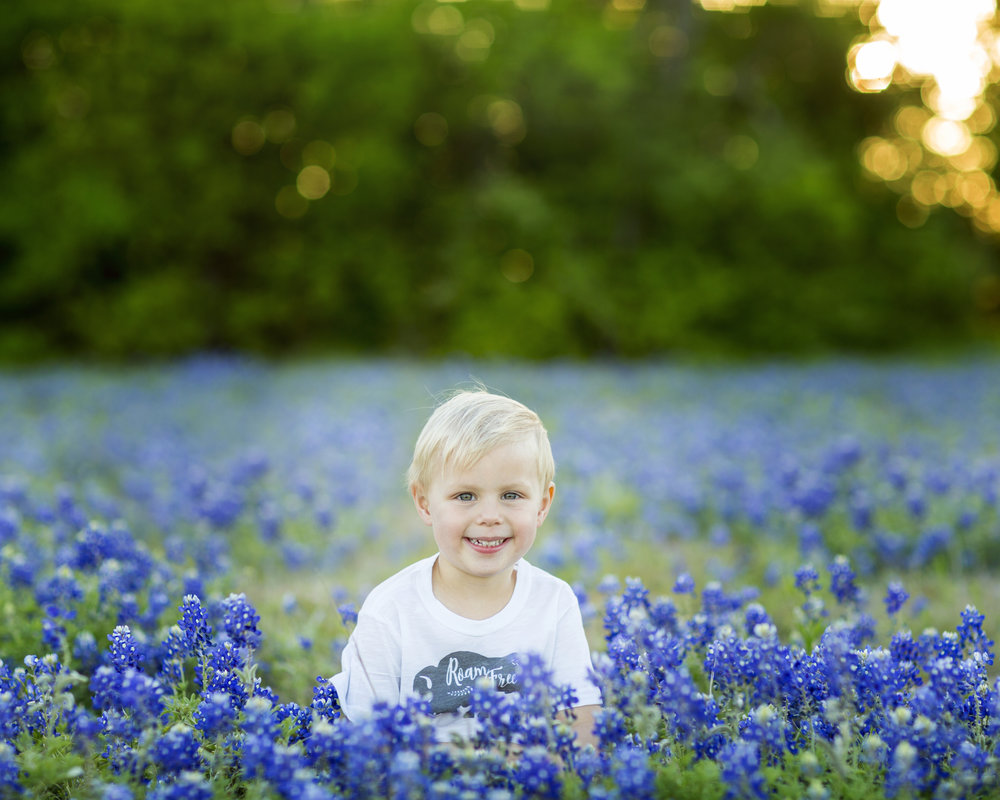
[
  {"left": 337, "top": 603, "right": 358, "bottom": 628},
  {"left": 0, "top": 742, "right": 20, "bottom": 796},
  {"left": 672, "top": 573, "right": 695, "bottom": 595},
  {"left": 194, "top": 692, "right": 237, "bottom": 737},
  {"left": 883, "top": 581, "right": 909, "bottom": 617},
  {"left": 794, "top": 564, "right": 820, "bottom": 596},
  {"left": 108, "top": 626, "right": 145, "bottom": 672},
  {"left": 719, "top": 740, "right": 767, "bottom": 800},
  {"left": 151, "top": 724, "right": 202, "bottom": 776},
  {"left": 610, "top": 745, "right": 656, "bottom": 800},
  {"left": 827, "top": 556, "right": 860, "bottom": 605},
  {"left": 310, "top": 677, "right": 342, "bottom": 724},
  {"left": 147, "top": 771, "right": 213, "bottom": 800},
  {"left": 220, "top": 593, "right": 262, "bottom": 649},
  {"left": 957, "top": 605, "right": 994, "bottom": 663},
  {"left": 513, "top": 746, "right": 562, "bottom": 800}
]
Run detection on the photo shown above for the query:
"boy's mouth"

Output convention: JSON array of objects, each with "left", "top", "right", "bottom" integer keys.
[{"left": 467, "top": 537, "right": 508, "bottom": 551}]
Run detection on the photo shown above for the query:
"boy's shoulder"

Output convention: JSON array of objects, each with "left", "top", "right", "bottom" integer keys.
[
  {"left": 359, "top": 554, "right": 436, "bottom": 612},
  {"left": 519, "top": 560, "right": 579, "bottom": 604}
]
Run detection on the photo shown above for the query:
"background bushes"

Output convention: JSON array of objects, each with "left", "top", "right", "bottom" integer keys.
[{"left": 2, "top": 0, "right": 998, "bottom": 361}]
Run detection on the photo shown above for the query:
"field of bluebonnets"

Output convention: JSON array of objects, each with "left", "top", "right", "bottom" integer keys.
[{"left": 1, "top": 356, "right": 999, "bottom": 799}]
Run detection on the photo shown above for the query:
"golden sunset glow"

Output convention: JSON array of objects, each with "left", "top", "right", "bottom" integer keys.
[{"left": 699, "top": 0, "right": 1000, "bottom": 234}]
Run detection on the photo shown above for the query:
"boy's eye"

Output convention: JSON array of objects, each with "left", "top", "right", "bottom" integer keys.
[
  {"left": 502, "top": 491, "right": 522, "bottom": 500},
  {"left": 456, "top": 492, "right": 475, "bottom": 502}
]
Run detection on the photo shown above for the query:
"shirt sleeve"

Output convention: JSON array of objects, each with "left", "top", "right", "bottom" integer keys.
[
  {"left": 329, "top": 606, "right": 403, "bottom": 721},
  {"left": 551, "top": 587, "right": 602, "bottom": 708}
]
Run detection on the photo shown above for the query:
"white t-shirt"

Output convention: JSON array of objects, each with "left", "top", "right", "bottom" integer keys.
[{"left": 330, "top": 554, "right": 601, "bottom": 741}]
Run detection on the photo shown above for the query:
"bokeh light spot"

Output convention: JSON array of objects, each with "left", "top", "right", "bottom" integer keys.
[
  {"left": 264, "top": 109, "right": 297, "bottom": 143},
  {"left": 958, "top": 170, "right": 992, "bottom": 208},
  {"left": 275, "top": 186, "right": 309, "bottom": 219},
  {"left": 487, "top": 99, "right": 526, "bottom": 145},
  {"left": 860, "top": 137, "right": 907, "bottom": 181},
  {"left": 427, "top": 6, "right": 464, "bottom": 36},
  {"left": 500, "top": 249, "right": 534, "bottom": 283},
  {"left": 456, "top": 19, "right": 494, "bottom": 61},
  {"left": 896, "top": 195, "right": 929, "bottom": 229},
  {"left": 232, "top": 119, "right": 267, "bottom": 156},
  {"left": 414, "top": 112, "right": 449, "bottom": 146},
  {"left": 22, "top": 34, "right": 57, "bottom": 70},
  {"left": 853, "top": 39, "right": 897, "bottom": 82},
  {"left": 296, "top": 165, "right": 331, "bottom": 200},
  {"left": 894, "top": 105, "right": 930, "bottom": 139},
  {"left": 302, "top": 140, "right": 336, "bottom": 169},
  {"left": 922, "top": 117, "right": 972, "bottom": 157},
  {"left": 911, "top": 170, "right": 942, "bottom": 206},
  {"left": 512, "top": 0, "right": 549, "bottom": 9}
]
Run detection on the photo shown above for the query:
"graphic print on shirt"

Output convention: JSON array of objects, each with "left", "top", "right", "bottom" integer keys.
[{"left": 413, "top": 651, "right": 520, "bottom": 715}]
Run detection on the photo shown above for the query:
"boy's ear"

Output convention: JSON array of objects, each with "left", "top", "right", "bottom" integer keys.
[
  {"left": 411, "top": 483, "right": 433, "bottom": 525},
  {"left": 537, "top": 482, "right": 555, "bottom": 525}
]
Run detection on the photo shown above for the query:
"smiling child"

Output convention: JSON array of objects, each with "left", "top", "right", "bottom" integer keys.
[{"left": 329, "top": 389, "right": 601, "bottom": 745}]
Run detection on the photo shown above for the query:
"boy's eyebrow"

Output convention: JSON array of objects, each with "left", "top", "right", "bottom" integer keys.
[{"left": 442, "top": 477, "right": 537, "bottom": 491}]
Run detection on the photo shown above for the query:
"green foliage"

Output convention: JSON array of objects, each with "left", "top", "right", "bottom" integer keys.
[{"left": 1, "top": 0, "right": 998, "bottom": 361}]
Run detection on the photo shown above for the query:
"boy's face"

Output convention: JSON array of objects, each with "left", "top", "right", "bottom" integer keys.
[{"left": 411, "top": 438, "right": 554, "bottom": 590}]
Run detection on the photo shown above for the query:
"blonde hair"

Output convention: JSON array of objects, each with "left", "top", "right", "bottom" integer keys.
[{"left": 407, "top": 389, "right": 555, "bottom": 491}]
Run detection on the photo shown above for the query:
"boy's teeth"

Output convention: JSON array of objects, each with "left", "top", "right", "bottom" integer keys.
[{"left": 470, "top": 538, "right": 503, "bottom": 547}]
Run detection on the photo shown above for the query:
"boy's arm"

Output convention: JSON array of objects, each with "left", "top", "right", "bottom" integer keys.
[{"left": 562, "top": 704, "right": 600, "bottom": 750}]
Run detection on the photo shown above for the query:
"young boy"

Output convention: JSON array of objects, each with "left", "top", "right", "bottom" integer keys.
[{"left": 330, "top": 389, "right": 601, "bottom": 746}]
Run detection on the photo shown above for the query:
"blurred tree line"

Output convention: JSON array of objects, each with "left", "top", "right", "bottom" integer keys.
[{"left": 2, "top": 0, "right": 998, "bottom": 361}]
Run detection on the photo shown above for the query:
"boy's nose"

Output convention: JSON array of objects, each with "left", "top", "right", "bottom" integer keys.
[{"left": 476, "top": 506, "right": 502, "bottom": 525}]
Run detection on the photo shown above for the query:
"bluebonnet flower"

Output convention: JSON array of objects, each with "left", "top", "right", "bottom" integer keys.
[
  {"left": 147, "top": 771, "right": 213, "bottom": 800},
  {"left": 0, "top": 742, "right": 20, "bottom": 795},
  {"left": 744, "top": 603, "right": 772, "bottom": 636},
  {"left": 42, "top": 616, "right": 67, "bottom": 651},
  {"left": 0, "top": 506, "right": 20, "bottom": 544},
  {"left": 220, "top": 593, "right": 262, "bottom": 649},
  {"left": 178, "top": 594, "right": 213, "bottom": 657},
  {"left": 91, "top": 783, "right": 133, "bottom": 800},
  {"left": 910, "top": 525, "right": 952, "bottom": 568},
  {"left": 739, "top": 704, "right": 787, "bottom": 763},
  {"left": 956, "top": 605, "right": 994, "bottom": 662},
  {"left": 609, "top": 744, "right": 656, "bottom": 800},
  {"left": 512, "top": 746, "right": 562, "bottom": 800},
  {"left": 792, "top": 477, "right": 835, "bottom": 518},
  {"left": 883, "top": 740, "right": 928, "bottom": 798},
  {"left": 827, "top": 556, "right": 860, "bottom": 605},
  {"left": 672, "top": 573, "right": 695, "bottom": 595},
  {"left": 151, "top": 724, "right": 202, "bottom": 775},
  {"left": 794, "top": 564, "right": 820, "bottom": 596},
  {"left": 108, "top": 625, "right": 145, "bottom": 672},
  {"left": 337, "top": 603, "right": 358, "bottom": 627},
  {"left": 848, "top": 489, "right": 873, "bottom": 531},
  {"left": 388, "top": 750, "right": 430, "bottom": 800},
  {"left": 904, "top": 489, "right": 927, "bottom": 520},
  {"left": 35, "top": 566, "right": 84, "bottom": 610},
  {"left": 719, "top": 740, "right": 767, "bottom": 800},
  {"left": 116, "top": 669, "right": 166, "bottom": 724},
  {"left": 947, "top": 741, "right": 992, "bottom": 796},
  {"left": 883, "top": 581, "right": 909, "bottom": 617},
  {"left": 194, "top": 692, "right": 237, "bottom": 737},
  {"left": 797, "top": 523, "right": 824, "bottom": 555},
  {"left": 309, "top": 677, "right": 342, "bottom": 723},
  {"left": 73, "top": 631, "right": 100, "bottom": 671},
  {"left": 622, "top": 577, "right": 649, "bottom": 610}
]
